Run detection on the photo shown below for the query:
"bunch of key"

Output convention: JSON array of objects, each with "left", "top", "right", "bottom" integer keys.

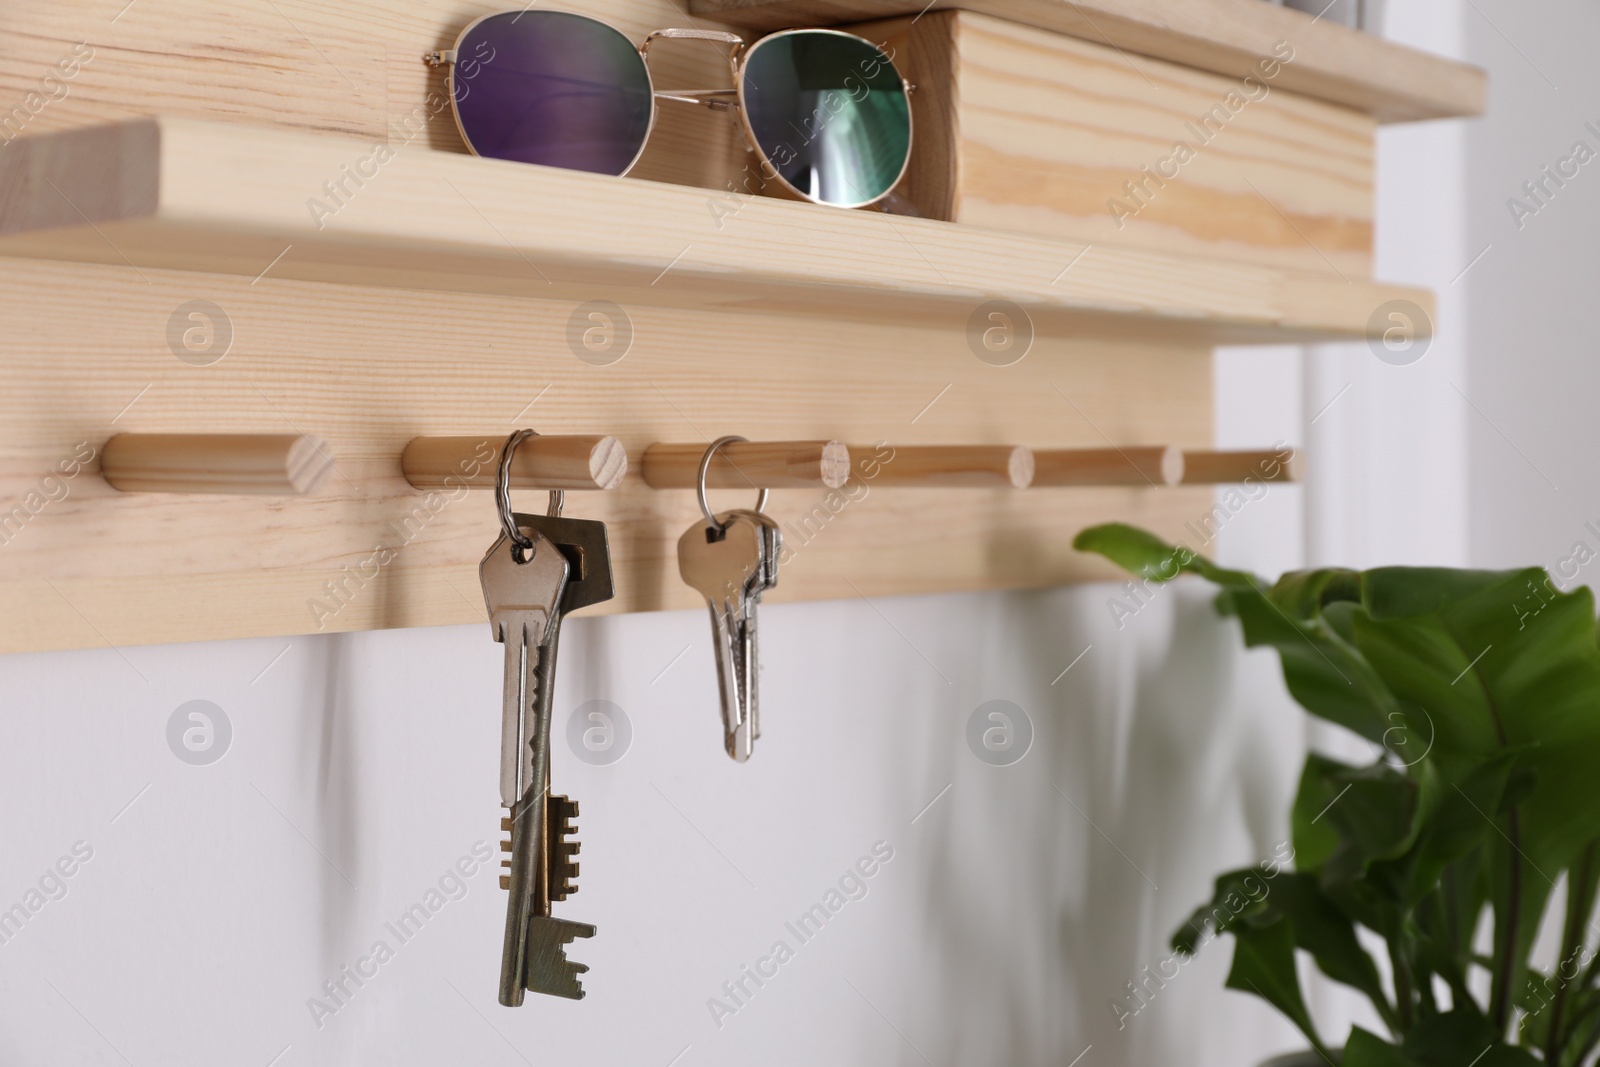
[
  {"left": 678, "top": 505, "right": 781, "bottom": 762},
  {"left": 480, "top": 483, "right": 613, "bottom": 1004}
]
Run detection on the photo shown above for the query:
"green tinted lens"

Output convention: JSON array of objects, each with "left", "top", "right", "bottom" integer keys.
[{"left": 740, "top": 32, "right": 910, "bottom": 207}]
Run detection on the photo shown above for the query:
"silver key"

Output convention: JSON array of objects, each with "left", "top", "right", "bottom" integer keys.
[
  {"left": 481, "top": 529, "right": 569, "bottom": 808},
  {"left": 678, "top": 509, "right": 782, "bottom": 761},
  {"left": 506, "top": 512, "right": 613, "bottom": 1001},
  {"left": 481, "top": 526, "right": 569, "bottom": 1007},
  {"left": 723, "top": 508, "right": 780, "bottom": 745},
  {"left": 484, "top": 512, "right": 615, "bottom": 1005}
]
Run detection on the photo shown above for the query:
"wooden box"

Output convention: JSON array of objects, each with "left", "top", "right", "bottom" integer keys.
[{"left": 848, "top": 10, "right": 1376, "bottom": 278}]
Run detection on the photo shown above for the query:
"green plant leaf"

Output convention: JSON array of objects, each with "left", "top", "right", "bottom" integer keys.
[
  {"left": 1344, "top": 1027, "right": 1426, "bottom": 1067},
  {"left": 1399, "top": 1008, "right": 1494, "bottom": 1066},
  {"left": 1275, "top": 873, "right": 1398, "bottom": 1032},
  {"left": 1514, "top": 970, "right": 1557, "bottom": 1049},
  {"left": 1348, "top": 570, "right": 1600, "bottom": 1027},
  {"left": 1401, "top": 757, "right": 1514, "bottom": 906},
  {"left": 1353, "top": 569, "right": 1600, "bottom": 868},
  {"left": 1270, "top": 568, "right": 1363, "bottom": 619},
  {"left": 1078, "top": 526, "right": 1600, "bottom": 1057},
  {"left": 1362, "top": 567, "right": 1531, "bottom": 619},
  {"left": 1555, "top": 996, "right": 1600, "bottom": 1067},
  {"left": 1323, "top": 762, "right": 1421, "bottom": 867},
  {"left": 1465, "top": 1049, "right": 1541, "bottom": 1067},
  {"left": 1292, "top": 753, "right": 1351, "bottom": 873},
  {"left": 1071, "top": 523, "right": 1255, "bottom": 586},
  {"left": 1292, "top": 756, "right": 1421, "bottom": 941},
  {"left": 1346, "top": 1022, "right": 1540, "bottom": 1067},
  {"left": 1410, "top": 851, "right": 1488, "bottom": 1003},
  {"left": 1547, "top": 842, "right": 1600, "bottom": 1059},
  {"left": 1498, "top": 766, "right": 1538, "bottom": 813},
  {"left": 1074, "top": 526, "right": 1402, "bottom": 744},
  {"left": 1170, "top": 865, "right": 1277, "bottom": 955},
  {"left": 1225, "top": 918, "right": 1324, "bottom": 1054},
  {"left": 1224, "top": 593, "right": 1400, "bottom": 746}
]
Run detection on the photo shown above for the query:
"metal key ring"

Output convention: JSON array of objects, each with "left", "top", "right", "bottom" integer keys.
[
  {"left": 496, "top": 429, "right": 565, "bottom": 555},
  {"left": 697, "top": 435, "right": 769, "bottom": 533}
]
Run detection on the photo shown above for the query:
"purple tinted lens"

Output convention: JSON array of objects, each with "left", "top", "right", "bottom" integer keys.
[{"left": 452, "top": 11, "right": 652, "bottom": 175}]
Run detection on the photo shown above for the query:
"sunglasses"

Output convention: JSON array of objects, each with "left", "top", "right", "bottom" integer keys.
[{"left": 424, "top": 10, "right": 913, "bottom": 210}]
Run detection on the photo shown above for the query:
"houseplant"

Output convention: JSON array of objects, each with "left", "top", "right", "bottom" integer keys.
[{"left": 1075, "top": 523, "right": 1600, "bottom": 1066}]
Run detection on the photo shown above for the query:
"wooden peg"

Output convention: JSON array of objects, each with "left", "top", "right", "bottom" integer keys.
[
  {"left": 401, "top": 435, "right": 626, "bottom": 491},
  {"left": 100, "top": 433, "right": 335, "bottom": 495},
  {"left": 1031, "top": 446, "right": 1184, "bottom": 487},
  {"left": 641, "top": 441, "right": 849, "bottom": 490},
  {"left": 849, "top": 445, "right": 1034, "bottom": 488},
  {"left": 1181, "top": 449, "right": 1299, "bottom": 484}
]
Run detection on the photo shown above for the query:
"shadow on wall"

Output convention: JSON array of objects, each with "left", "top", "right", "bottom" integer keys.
[
  {"left": 909, "top": 582, "right": 1306, "bottom": 1067},
  {"left": 296, "top": 634, "right": 365, "bottom": 1000}
]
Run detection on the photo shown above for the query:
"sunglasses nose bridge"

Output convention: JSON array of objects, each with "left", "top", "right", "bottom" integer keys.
[
  {"left": 639, "top": 27, "right": 745, "bottom": 60},
  {"left": 642, "top": 27, "right": 747, "bottom": 111}
]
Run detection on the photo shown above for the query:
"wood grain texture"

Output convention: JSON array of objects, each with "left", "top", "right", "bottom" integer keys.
[
  {"left": 0, "top": 256, "right": 1217, "bottom": 654},
  {"left": 1033, "top": 446, "right": 1184, "bottom": 486},
  {"left": 1182, "top": 448, "right": 1298, "bottom": 483},
  {"left": 641, "top": 442, "right": 851, "bottom": 490},
  {"left": 101, "top": 434, "right": 335, "bottom": 495},
  {"left": 847, "top": 444, "right": 1034, "bottom": 488},
  {"left": 0, "top": 0, "right": 745, "bottom": 192},
  {"left": 401, "top": 435, "right": 628, "bottom": 491},
  {"left": 0, "top": 2, "right": 1347, "bottom": 654},
  {"left": 0, "top": 118, "right": 1431, "bottom": 344},
  {"left": 852, "top": 11, "right": 1375, "bottom": 277},
  {"left": 691, "top": 0, "right": 1487, "bottom": 122}
]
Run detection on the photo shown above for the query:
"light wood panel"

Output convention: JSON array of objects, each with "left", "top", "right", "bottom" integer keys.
[
  {"left": 0, "top": 0, "right": 744, "bottom": 192},
  {"left": 0, "top": 0, "right": 1368, "bottom": 655},
  {"left": 691, "top": 0, "right": 1486, "bottom": 122},
  {"left": 853, "top": 11, "right": 1375, "bottom": 277},
  {"left": 0, "top": 256, "right": 1216, "bottom": 654},
  {"left": 0, "top": 118, "right": 1431, "bottom": 344}
]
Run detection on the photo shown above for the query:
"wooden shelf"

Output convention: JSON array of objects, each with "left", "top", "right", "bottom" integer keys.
[
  {"left": 0, "top": 118, "right": 1428, "bottom": 346},
  {"left": 691, "top": 0, "right": 1486, "bottom": 123}
]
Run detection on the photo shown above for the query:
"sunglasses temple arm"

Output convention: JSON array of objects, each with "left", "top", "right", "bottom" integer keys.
[{"left": 655, "top": 87, "right": 740, "bottom": 111}]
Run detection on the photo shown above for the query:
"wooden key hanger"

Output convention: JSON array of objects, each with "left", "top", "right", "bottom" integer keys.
[
  {"left": 1031, "top": 446, "right": 1185, "bottom": 487},
  {"left": 100, "top": 433, "right": 337, "bottom": 495},
  {"left": 93, "top": 433, "right": 1288, "bottom": 499},
  {"left": 1180, "top": 449, "right": 1300, "bottom": 484},
  {"left": 642, "top": 440, "right": 850, "bottom": 490},
  {"left": 845, "top": 444, "right": 1035, "bottom": 488},
  {"left": 402, "top": 435, "right": 627, "bottom": 491}
]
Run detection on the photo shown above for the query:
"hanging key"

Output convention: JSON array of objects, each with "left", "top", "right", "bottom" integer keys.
[
  {"left": 481, "top": 518, "right": 569, "bottom": 1006},
  {"left": 734, "top": 507, "right": 781, "bottom": 746},
  {"left": 676, "top": 437, "right": 783, "bottom": 762},
  {"left": 482, "top": 527, "right": 568, "bottom": 810},
  {"left": 509, "top": 506, "right": 613, "bottom": 998},
  {"left": 481, "top": 431, "right": 613, "bottom": 1006}
]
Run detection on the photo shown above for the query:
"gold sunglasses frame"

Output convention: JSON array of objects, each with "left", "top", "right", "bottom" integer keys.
[{"left": 424, "top": 11, "right": 914, "bottom": 211}]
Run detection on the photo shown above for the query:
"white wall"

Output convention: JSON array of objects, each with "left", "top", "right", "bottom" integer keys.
[
  {"left": 0, "top": 2, "right": 1515, "bottom": 1064},
  {"left": 1458, "top": 0, "right": 1600, "bottom": 575},
  {"left": 1302, "top": 0, "right": 1470, "bottom": 573},
  {"left": 0, "top": 569, "right": 1313, "bottom": 1066}
]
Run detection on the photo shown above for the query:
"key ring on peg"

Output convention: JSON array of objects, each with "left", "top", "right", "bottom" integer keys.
[
  {"left": 697, "top": 435, "right": 769, "bottom": 534},
  {"left": 496, "top": 428, "right": 565, "bottom": 560}
]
